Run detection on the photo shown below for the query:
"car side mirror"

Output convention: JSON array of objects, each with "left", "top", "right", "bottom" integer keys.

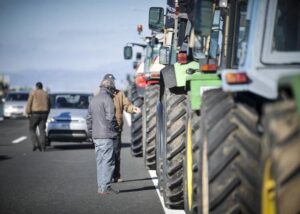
[
  {"left": 159, "top": 46, "right": 170, "bottom": 65},
  {"left": 124, "top": 46, "right": 133, "bottom": 60},
  {"left": 149, "top": 7, "right": 164, "bottom": 32}
]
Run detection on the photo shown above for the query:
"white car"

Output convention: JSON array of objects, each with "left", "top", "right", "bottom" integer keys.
[
  {"left": 46, "top": 93, "right": 92, "bottom": 143},
  {"left": 3, "top": 92, "right": 29, "bottom": 118}
]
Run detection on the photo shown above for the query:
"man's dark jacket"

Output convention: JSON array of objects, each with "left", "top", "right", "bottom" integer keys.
[{"left": 86, "top": 88, "right": 118, "bottom": 139}]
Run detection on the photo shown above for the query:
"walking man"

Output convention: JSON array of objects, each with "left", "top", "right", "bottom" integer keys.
[
  {"left": 26, "top": 82, "right": 50, "bottom": 152},
  {"left": 87, "top": 76, "right": 119, "bottom": 195},
  {"left": 102, "top": 74, "right": 141, "bottom": 183}
]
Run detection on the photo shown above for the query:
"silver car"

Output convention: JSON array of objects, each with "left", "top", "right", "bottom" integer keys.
[
  {"left": 3, "top": 91, "right": 29, "bottom": 118},
  {"left": 46, "top": 93, "right": 92, "bottom": 143}
]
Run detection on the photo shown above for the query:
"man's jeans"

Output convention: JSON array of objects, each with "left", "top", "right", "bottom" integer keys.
[
  {"left": 113, "top": 134, "right": 121, "bottom": 179},
  {"left": 29, "top": 113, "right": 48, "bottom": 149},
  {"left": 94, "top": 138, "right": 115, "bottom": 192}
]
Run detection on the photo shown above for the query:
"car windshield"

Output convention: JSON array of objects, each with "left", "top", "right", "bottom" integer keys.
[
  {"left": 6, "top": 93, "right": 29, "bottom": 101},
  {"left": 50, "top": 94, "right": 92, "bottom": 109}
]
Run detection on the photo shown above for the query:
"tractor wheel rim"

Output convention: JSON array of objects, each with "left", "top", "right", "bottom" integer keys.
[
  {"left": 187, "top": 119, "right": 193, "bottom": 211},
  {"left": 262, "top": 159, "right": 276, "bottom": 214}
]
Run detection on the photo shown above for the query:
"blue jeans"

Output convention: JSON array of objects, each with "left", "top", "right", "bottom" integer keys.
[{"left": 94, "top": 138, "right": 115, "bottom": 192}]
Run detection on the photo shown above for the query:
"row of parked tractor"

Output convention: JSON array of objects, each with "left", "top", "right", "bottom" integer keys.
[{"left": 124, "top": 0, "right": 299, "bottom": 214}]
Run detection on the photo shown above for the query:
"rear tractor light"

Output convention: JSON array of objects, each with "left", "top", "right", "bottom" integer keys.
[
  {"left": 135, "top": 75, "right": 147, "bottom": 88},
  {"left": 200, "top": 64, "right": 217, "bottom": 73},
  {"left": 225, "top": 72, "right": 249, "bottom": 84},
  {"left": 177, "top": 52, "right": 188, "bottom": 64}
]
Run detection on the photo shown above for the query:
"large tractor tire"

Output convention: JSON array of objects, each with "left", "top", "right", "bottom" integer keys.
[
  {"left": 142, "top": 84, "right": 160, "bottom": 169},
  {"left": 184, "top": 94, "right": 201, "bottom": 214},
  {"left": 156, "top": 101, "right": 164, "bottom": 194},
  {"left": 130, "top": 85, "right": 143, "bottom": 157},
  {"left": 162, "top": 87, "right": 186, "bottom": 209},
  {"left": 261, "top": 100, "right": 300, "bottom": 214},
  {"left": 199, "top": 89, "right": 261, "bottom": 214}
]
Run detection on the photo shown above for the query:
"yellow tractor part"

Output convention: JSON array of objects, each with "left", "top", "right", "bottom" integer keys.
[
  {"left": 262, "top": 159, "right": 276, "bottom": 214},
  {"left": 187, "top": 120, "right": 193, "bottom": 210}
]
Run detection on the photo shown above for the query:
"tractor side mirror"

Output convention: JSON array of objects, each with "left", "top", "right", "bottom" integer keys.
[
  {"left": 124, "top": 46, "right": 133, "bottom": 60},
  {"left": 149, "top": 7, "right": 164, "bottom": 32}
]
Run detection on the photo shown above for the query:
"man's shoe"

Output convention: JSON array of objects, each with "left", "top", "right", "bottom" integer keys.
[
  {"left": 112, "top": 177, "right": 123, "bottom": 183},
  {"left": 98, "top": 187, "right": 119, "bottom": 195},
  {"left": 107, "top": 187, "right": 119, "bottom": 194},
  {"left": 32, "top": 146, "right": 38, "bottom": 151},
  {"left": 98, "top": 191, "right": 109, "bottom": 195},
  {"left": 116, "top": 178, "right": 123, "bottom": 183}
]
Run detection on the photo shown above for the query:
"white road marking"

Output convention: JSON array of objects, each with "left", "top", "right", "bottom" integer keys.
[
  {"left": 12, "top": 136, "right": 27, "bottom": 144},
  {"left": 148, "top": 170, "right": 185, "bottom": 214}
]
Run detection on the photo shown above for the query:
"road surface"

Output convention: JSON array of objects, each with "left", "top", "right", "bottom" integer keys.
[{"left": 0, "top": 118, "right": 183, "bottom": 214}]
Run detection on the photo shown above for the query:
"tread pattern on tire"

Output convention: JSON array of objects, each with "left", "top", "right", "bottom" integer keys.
[
  {"left": 201, "top": 88, "right": 261, "bottom": 214},
  {"left": 144, "top": 84, "right": 160, "bottom": 169},
  {"left": 262, "top": 100, "right": 300, "bottom": 214},
  {"left": 163, "top": 88, "right": 186, "bottom": 209},
  {"left": 130, "top": 85, "right": 143, "bottom": 157},
  {"left": 184, "top": 93, "right": 201, "bottom": 214}
]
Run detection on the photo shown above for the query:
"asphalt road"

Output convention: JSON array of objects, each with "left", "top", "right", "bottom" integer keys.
[{"left": 0, "top": 118, "right": 165, "bottom": 214}]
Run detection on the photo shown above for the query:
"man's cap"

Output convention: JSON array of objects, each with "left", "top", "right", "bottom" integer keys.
[
  {"left": 103, "top": 73, "right": 116, "bottom": 81},
  {"left": 100, "top": 79, "right": 115, "bottom": 89}
]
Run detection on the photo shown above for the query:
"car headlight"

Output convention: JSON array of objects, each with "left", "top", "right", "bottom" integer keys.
[
  {"left": 47, "top": 118, "right": 55, "bottom": 123},
  {"left": 4, "top": 105, "right": 12, "bottom": 110},
  {"left": 78, "top": 118, "right": 86, "bottom": 123}
]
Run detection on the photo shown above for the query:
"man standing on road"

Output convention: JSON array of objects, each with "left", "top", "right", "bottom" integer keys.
[
  {"left": 87, "top": 77, "right": 119, "bottom": 195},
  {"left": 102, "top": 74, "right": 141, "bottom": 183},
  {"left": 26, "top": 82, "right": 50, "bottom": 152}
]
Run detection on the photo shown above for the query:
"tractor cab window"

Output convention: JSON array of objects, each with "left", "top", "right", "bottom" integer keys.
[
  {"left": 233, "top": 2, "right": 248, "bottom": 66},
  {"left": 273, "top": 0, "right": 300, "bottom": 51},
  {"left": 262, "top": 0, "right": 300, "bottom": 64},
  {"left": 209, "top": 10, "right": 223, "bottom": 60}
]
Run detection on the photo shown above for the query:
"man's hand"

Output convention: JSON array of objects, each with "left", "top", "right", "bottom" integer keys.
[{"left": 133, "top": 106, "right": 141, "bottom": 114}]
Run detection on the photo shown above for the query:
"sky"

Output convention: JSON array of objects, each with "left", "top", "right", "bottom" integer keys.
[{"left": 0, "top": 0, "right": 165, "bottom": 93}]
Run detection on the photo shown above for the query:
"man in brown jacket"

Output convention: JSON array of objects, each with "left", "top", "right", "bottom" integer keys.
[
  {"left": 26, "top": 82, "right": 50, "bottom": 152},
  {"left": 102, "top": 74, "right": 141, "bottom": 182}
]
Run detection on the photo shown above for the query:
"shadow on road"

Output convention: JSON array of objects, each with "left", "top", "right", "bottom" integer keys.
[
  {"left": 49, "top": 143, "right": 94, "bottom": 151},
  {"left": 121, "top": 177, "right": 157, "bottom": 183},
  {"left": 118, "top": 185, "right": 157, "bottom": 193},
  {"left": 0, "top": 155, "right": 12, "bottom": 161}
]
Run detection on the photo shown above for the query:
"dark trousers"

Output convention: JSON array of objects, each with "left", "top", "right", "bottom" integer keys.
[
  {"left": 29, "top": 113, "right": 48, "bottom": 149},
  {"left": 113, "top": 134, "right": 121, "bottom": 179}
]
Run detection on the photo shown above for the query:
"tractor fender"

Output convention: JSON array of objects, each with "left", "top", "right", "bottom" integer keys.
[{"left": 161, "top": 65, "right": 177, "bottom": 89}]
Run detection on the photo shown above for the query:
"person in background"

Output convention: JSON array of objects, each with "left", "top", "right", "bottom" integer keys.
[
  {"left": 102, "top": 74, "right": 141, "bottom": 183},
  {"left": 86, "top": 76, "right": 119, "bottom": 195},
  {"left": 26, "top": 82, "right": 50, "bottom": 152}
]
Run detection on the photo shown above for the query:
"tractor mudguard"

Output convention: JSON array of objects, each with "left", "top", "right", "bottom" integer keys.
[{"left": 161, "top": 65, "right": 177, "bottom": 89}]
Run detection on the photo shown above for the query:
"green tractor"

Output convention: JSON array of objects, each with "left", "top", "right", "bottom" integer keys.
[
  {"left": 148, "top": 0, "right": 222, "bottom": 210},
  {"left": 197, "top": 0, "right": 300, "bottom": 213},
  {"left": 149, "top": 0, "right": 254, "bottom": 213},
  {"left": 124, "top": 36, "right": 164, "bottom": 171}
]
